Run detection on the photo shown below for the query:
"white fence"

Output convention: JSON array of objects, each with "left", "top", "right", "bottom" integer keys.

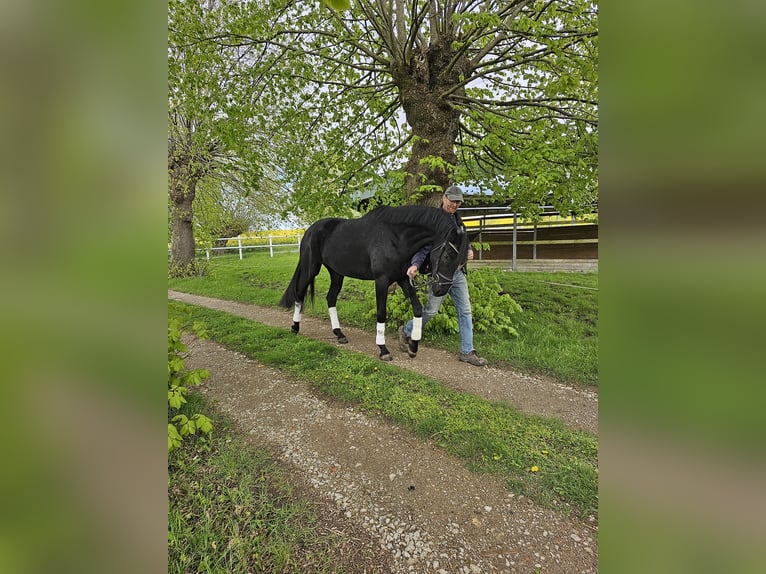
[{"left": 198, "top": 233, "right": 303, "bottom": 260}]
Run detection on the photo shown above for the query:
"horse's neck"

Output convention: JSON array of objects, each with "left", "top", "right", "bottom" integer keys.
[
  {"left": 399, "top": 220, "right": 450, "bottom": 250},
  {"left": 370, "top": 206, "right": 456, "bottom": 241}
]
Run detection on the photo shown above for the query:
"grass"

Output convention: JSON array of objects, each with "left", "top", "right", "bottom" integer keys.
[
  {"left": 169, "top": 301, "right": 598, "bottom": 520},
  {"left": 168, "top": 251, "right": 598, "bottom": 386},
  {"left": 169, "top": 393, "right": 365, "bottom": 574}
]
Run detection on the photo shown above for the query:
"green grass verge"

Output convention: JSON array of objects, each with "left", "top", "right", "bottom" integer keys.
[
  {"left": 169, "top": 393, "right": 356, "bottom": 574},
  {"left": 168, "top": 252, "right": 598, "bottom": 386},
  {"left": 169, "top": 301, "right": 598, "bottom": 520}
]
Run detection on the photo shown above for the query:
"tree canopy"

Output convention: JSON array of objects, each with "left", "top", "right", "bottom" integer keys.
[{"left": 249, "top": 0, "right": 598, "bottom": 218}]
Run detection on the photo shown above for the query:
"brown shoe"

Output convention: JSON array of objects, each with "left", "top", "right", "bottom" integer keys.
[{"left": 458, "top": 351, "right": 487, "bottom": 367}]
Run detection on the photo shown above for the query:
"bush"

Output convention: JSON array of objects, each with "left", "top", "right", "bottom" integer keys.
[
  {"left": 365, "top": 268, "right": 522, "bottom": 336},
  {"left": 168, "top": 259, "right": 209, "bottom": 278},
  {"left": 168, "top": 313, "right": 213, "bottom": 452}
]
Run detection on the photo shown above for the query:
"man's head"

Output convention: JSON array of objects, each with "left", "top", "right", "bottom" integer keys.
[{"left": 442, "top": 185, "right": 463, "bottom": 213}]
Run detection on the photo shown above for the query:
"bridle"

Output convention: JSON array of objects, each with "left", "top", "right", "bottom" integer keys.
[{"left": 427, "top": 238, "right": 462, "bottom": 292}]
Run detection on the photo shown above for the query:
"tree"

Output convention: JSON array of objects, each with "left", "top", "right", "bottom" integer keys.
[
  {"left": 193, "top": 176, "right": 295, "bottom": 249},
  {"left": 247, "top": 0, "right": 597, "bottom": 217},
  {"left": 168, "top": 0, "right": 278, "bottom": 273}
]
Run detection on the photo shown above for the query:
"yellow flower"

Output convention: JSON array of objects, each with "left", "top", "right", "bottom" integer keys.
[
  {"left": 492, "top": 454, "right": 501, "bottom": 461},
  {"left": 541, "top": 450, "right": 548, "bottom": 455},
  {"left": 531, "top": 466, "right": 539, "bottom": 473}
]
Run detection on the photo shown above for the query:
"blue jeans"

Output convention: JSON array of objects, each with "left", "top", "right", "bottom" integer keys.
[{"left": 403, "top": 270, "right": 475, "bottom": 355}]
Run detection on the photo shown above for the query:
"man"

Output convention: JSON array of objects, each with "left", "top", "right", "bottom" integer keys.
[{"left": 398, "top": 185, "right": 488, "bottom": 367}]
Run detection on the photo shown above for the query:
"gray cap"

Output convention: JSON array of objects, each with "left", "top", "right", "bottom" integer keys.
[{"left": 444, "top": 185, "right": 464, "bottom": 202}]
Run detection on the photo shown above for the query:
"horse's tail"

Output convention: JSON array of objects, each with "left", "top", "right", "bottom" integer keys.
[{"left": 279, "top": 227, "right": 319, "bottom": 308}]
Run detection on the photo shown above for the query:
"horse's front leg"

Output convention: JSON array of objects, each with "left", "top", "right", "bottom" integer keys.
[
  {"left": 374, "top": 278, "right": 392, "bottom": 361},
  {"left": 397, "top": 278, "right": 421, "bottom": 358},
  {"left": 327, "top": 271, "right": 348, "bottom": 344}
]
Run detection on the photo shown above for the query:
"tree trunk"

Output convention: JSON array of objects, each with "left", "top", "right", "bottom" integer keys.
[
  {"left": 393, "top": 37, "right": 469, "bottom": 206},
  {"left": 169, "top": 162, "right": 198, "bottom": 271}
]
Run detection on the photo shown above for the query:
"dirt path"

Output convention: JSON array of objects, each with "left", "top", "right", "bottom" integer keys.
[{"left": 168, "top": 291, "right": 597, "bottom": 436}]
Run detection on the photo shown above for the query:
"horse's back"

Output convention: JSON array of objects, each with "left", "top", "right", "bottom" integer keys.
[
  {"left": 314, "top": 218, "right": 378, "bottom": 278},
  {"left": 300, "top": 205, "right": 452, "bottom": 281}
]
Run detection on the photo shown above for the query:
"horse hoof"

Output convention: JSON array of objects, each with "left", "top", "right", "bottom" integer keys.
[
  {"left": 333, "top": 328, "right": 348, "bottom": 344},
  {"left": 380, "top": 353, "right": 393, "bottom": 362},
  {"left": 407, "top": 351, "right": 417, "bottom": 358}
]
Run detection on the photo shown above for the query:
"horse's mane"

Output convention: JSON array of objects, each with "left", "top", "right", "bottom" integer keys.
[{"left": 363, "top": 205, "right": 451, "bottom": 233}]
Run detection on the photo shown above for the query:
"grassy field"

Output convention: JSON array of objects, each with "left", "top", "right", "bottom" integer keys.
[{"left": 169, "top": 251, "right": 598, "bottom": 386}]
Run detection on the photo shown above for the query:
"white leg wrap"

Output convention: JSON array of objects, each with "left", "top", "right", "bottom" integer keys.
[
  {"left": 411, "top": 316, "right": 423, "bottom": 341},
  {"left": 329, "top": 307, "right": 340, "bottom": 330},
  {"left": 292, "top": 303, "right": 302, "bottom": 323},
  {"left": 376, "top": 322, "right": 386, "bottom": 345}
]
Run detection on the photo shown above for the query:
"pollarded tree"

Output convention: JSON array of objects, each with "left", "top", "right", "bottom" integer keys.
[
  {"left": 248, "top": 0, "right": 597, "bottom": 217},
  {"left": 168, "top": 0, "right": 279, "bottom": 273}
]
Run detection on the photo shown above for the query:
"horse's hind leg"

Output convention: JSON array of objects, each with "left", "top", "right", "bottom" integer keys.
[
  {"left": 290, "top": 302, "right": 303, "bottom": 334},
  {"left": 327, "top": 271, "right": 348, "bottom": 344},
  {"left": 374, "top": 278, "right": 393, "bottom": 361}
]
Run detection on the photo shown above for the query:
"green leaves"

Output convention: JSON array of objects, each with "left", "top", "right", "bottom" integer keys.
[
  {"left": 168, "top": 387, "right": 187, "bottom": 410},
  {"left": 364, "top": 267, "right": 523, "bottom": 337},
  {"left": 322, "top": 0, "right": 351, "bottom": 11},
  {"left": 168, "top": 313, "right": 213, "bottom": 452},
  {"left": 168, "top": 424, "right": 183, "bottom": 452},
  {"left": 171, "top": 414, "right": 212, "bottom": 437}
]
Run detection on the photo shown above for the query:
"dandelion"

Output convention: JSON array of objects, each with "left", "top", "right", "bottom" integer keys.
[
  {"left": 492, "top": 454, "right": 501, "bottom": 461},
  {"left": 541, "top": 450, "right": 548, "bottom": 455},
  {"left": 531, "top": 466, "right": 539, "bottom": 473}
]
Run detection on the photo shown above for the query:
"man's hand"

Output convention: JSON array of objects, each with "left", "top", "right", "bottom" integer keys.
[{"left": 407, "top": 265, "right": 418, "bottom": 278}]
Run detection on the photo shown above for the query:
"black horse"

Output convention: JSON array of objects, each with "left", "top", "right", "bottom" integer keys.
[{"left": 279, "top": 205, "right": 468, "bottom": 360}]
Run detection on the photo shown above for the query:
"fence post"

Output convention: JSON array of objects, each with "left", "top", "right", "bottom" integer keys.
[
  {"left": 297, "top": 233, "right": 302, "bottom": 248},
  {"left": 479, "top": 214, "right": 485, "bottom": 260},
  {"left": 269, "top": 235, "right": 274, "bottom": 257},
  {"left": 206, "top": 249, "right": 210, "bottom": 261},
  {"left": 238, "top": 237, "right": 243, "bottom": 260},
  {"left": 512, "top": 212, "right": 517, "bottom": 271}
]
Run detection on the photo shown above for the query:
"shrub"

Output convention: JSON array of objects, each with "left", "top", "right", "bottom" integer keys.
[
  {"left": 365, "top": 268, "right": 522, "bottom": 336},
  {"left": 168, "top": 314, "right": 212, "bottom": 452},
  {"left": 168, "top": 260, "right": 209, "bottom": 278}
]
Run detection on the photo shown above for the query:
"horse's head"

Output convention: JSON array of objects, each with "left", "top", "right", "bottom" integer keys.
[{"left": 427, "top": 226, "right": 468, "bottom": 297}]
